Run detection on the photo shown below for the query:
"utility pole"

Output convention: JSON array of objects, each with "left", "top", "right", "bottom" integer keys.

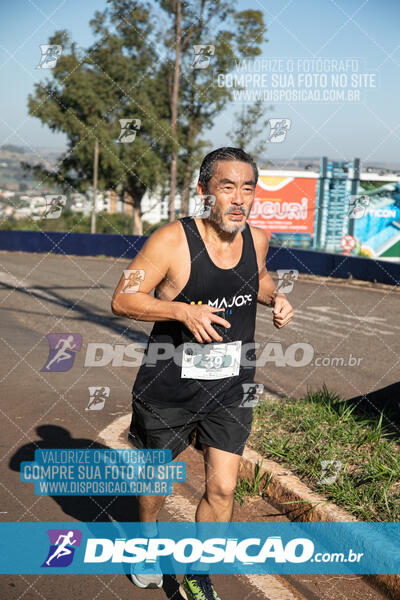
[
  {"left": 91, "top": 138, "right": 99, "bottom": 234},
  {"left": 168, "top": 0, "right": 182, "bottom": 223}
]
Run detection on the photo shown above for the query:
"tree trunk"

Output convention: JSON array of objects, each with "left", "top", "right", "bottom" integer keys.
[
  {"left": 181, "top": 159, "right": 193, "bottom": 217},
  {"left": 91, "top": 138, "right": 99, "bottom": 234},
  {"left": 168, "top": 0, "right": 182, "bottom": 223},
  {"left": 125, "top": 187, "right": 143, "bottom": 236},
  {"left": 132, "top": 201, "right": 143, "bottom": 236},
  {"left": 169, "top": 154, "right": 178, "bottom": 220},
  {"left": 180, "top": 113, "right": 199, "bottom": 216}
]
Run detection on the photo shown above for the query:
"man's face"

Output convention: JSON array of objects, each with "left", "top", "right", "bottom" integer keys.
[{"left": 198, "top": 160, "right": 256, "bottom": 234}]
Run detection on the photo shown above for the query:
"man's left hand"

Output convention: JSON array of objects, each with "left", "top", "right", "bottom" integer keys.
[{"left": 272, "top": 293, "right": 294, "bottom": 329}]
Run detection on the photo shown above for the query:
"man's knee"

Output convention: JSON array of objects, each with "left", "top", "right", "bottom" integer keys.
[{"left": 206, "top": 480, "right": 237, "bottom": 501}]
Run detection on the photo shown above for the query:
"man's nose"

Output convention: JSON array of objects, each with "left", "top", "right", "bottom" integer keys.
[{"left": 232, "top": 189, "right": 244, "bottom": 203}]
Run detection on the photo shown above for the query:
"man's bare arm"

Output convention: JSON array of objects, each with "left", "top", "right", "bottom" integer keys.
[
  {"left": 111, "top": 223, "right": 230, "bottom": 342},
  {"left": 250, "top": 226, "right": 294, "bottom": 328},
  {"left": 250, "top": 225, "right": 278, "bottom": 306},
  {"left": 111, "top": 223, "right": 187, "bottom": 322}
]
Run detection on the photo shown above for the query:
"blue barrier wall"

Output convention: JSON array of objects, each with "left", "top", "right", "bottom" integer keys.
[
  {"left": 266, "top": 245, "right": 400, "bottom": 286},
  {"left": 0, "top": 230, "right": 146, "bottom": 259},
  {"left": 0, "top": 229, "right": 399, "bottom": 285}
]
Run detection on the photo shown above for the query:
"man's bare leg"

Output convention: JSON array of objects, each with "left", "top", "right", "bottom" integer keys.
[
  {"left": 130, "top": 476, "right": 167, "bottom": 588},
  {"left": 136, "top": 445, "right": 240, "bottom": 523},
  {"left": 179, "top": 445, "right": 241, "bottom": 597},
  {"left": 137, "top": 494, "right": 166, "bottom": 522},
  {"left": 196, "top": 445, "right": 241, "bottom": 522},
  {"left": 136, "top": 448, "right": 187, "bottom": 522}
]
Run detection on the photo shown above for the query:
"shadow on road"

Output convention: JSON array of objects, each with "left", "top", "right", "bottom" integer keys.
[
  {"left": 9, "top": 424, "right": 139, "bottom": 523},
  {"left": 348, "top": 381, "right": 400, "bottom": 438},
  {"left": 8, "top": 424, "right": 183, "bottom": 599},
  {"left": 0, "top": 281, "right": 148, "bottom": 344}
]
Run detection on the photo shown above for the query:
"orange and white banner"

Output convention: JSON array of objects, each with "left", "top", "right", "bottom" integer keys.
[{"left": 248, "top": 174, "right": 317, "bottom": 236}]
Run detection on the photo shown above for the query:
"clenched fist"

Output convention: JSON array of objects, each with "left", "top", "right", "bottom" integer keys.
[{"left": 272, "top": 293, "right": 294, "bottom": 329}]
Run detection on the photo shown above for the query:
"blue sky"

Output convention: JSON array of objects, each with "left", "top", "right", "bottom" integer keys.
[{"left": 0, "top": 0, "right": 399, "bottom": 165}]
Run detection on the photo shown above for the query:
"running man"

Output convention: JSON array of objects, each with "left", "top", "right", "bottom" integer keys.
[
  {"left": 111, "top": 147, "right": 294, "bottom": 599},
  {"left": 38, "top": 45, "right": 60, "bottom": 69},
  {"left": 45, "top": 531, "right": 77, "bottom": 566},
  {"left": 43, "top": 195, "right": 65, "bottom": 218},
  {"left": 45, "top": 335, "right": 77, "bottom": 371},
  {"left": 87, "top": 387, "right": 107, "bottom": 410}
]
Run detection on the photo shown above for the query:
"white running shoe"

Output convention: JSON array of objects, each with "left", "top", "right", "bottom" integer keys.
[{"left": 130, "top": 560, "right": 163, "bottom": 589}]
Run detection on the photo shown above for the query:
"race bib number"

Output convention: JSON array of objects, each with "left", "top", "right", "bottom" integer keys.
[{"left": 181, "top": 341, "right": 242, "bottom": 380}]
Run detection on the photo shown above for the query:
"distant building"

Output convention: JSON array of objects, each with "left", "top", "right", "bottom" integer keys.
[
  {"left": 0, "top": 190, "right": 16, "bottom": 199},
  {"left": 14, "top": 207, "right": 31, "bottom": 219},
  {"left": 140, "top": 188, "right": 189, "bottom": 224},
  {"left": 69, "top": 190, "right": 132, "bottom": 217},
  {"left": 110, "top": 187, "right": 197, "bottom": 224},
  {"left": 313, "top": 157, "right": 360, "bottom": 252},
  {"left": 108, "top": 190, "right": 133, "bottom": 216},
  {"left": 313, "top": 158, "right": 400, "bottom": 257},
  {"left": 354, "top": 178, "right": 400, "bottom": 258},
  {"left": 35, "top": 183, "right": 198, "bottom": 223},
  {"left": 140, "top": 188, "right": 170, "bottom": 223}
]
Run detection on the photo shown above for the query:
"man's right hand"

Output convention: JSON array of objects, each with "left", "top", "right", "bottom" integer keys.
[{"left": 179, "top": 304, "right": 231, "bottom": 343}]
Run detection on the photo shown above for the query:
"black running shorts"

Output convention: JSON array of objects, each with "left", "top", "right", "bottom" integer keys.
[{"left": 128, "top": 394, "right": 253, "bottom": 460}]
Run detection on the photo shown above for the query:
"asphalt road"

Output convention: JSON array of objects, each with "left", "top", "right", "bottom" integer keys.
[{"left": 0, "top": 250, "right": 395, "bottom": 600}]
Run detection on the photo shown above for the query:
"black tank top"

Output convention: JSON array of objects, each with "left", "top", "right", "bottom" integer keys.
[{"left": 132, "top": 216, "right": 259, "bottom": 411}]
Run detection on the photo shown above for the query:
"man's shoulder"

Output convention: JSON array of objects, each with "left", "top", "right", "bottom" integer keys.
[
  {"left": 146, "top": 219, "right": 185, "bottom": 245},
  {"left": 248, "top": 224, "right": 269, "bottom": 249}
]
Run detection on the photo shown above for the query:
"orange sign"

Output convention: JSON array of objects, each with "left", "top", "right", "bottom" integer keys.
[{"left": 248, "top": 175, "right": 317, "bottom": 236}]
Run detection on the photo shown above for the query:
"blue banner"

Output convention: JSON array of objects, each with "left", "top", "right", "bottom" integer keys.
[{"left": 1, "top": 522, "right": 400, "bottom": 574}]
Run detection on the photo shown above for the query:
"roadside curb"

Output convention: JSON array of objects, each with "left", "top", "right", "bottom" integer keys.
[
  {"left": 100, "top": 404, "right": 399, "bottom": 597},
  {"left": 239, "top": 445, "right": 400, "bottom": 600}
]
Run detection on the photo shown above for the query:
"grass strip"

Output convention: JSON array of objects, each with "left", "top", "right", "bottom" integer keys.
[{"left": 239, "top": 386, "right": 400, "bottom": 522}]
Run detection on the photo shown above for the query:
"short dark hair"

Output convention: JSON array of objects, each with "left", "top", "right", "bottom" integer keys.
[{"left": 198, "top": 147, "right": 259, "bottom": 192}]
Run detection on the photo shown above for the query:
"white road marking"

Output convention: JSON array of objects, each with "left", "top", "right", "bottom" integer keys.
[
  {"left": 256, "top": 313, "right": 346, "bottom": 339},
  {"left": 309, "top": 306, "right": 400, "bottom": 332},
  {"left": 285, "top": 310, "right": 394, "bottom": 337},
  {"left": 0, "top": 271, "right": 30, "bottom": 288},
  {"left": 257, "top": 304, "right": 397, "bottom": 338},
  {"left": 98, "top": 415, "right": 306, "bottom": 600}
]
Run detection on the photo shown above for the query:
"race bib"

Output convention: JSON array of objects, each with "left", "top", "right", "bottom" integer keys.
[{"left": 181, "top": 341, "right": 242, "bottom": 380}]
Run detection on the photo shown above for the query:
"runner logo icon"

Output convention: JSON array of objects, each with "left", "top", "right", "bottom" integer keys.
[
  {"left": 41, "top": 333, "right": 82, "bottom": 372},
  {"left": 42, "top": 529, "right": 82, "bottom": 568}
]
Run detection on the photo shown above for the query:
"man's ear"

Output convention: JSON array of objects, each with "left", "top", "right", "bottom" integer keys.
[{"left": 196, "top": 181, "right": 207, "bottom": 196}]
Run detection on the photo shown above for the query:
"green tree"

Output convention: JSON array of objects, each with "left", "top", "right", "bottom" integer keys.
[
  {"left": 153, "top": 3, "right": 268, "bottom": 217},
  {"left": 24, "top": 5, "right": 172, "bottom": 234},
  {"left": 24, "top": 1, "right": 268, "bottom": 232}
]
